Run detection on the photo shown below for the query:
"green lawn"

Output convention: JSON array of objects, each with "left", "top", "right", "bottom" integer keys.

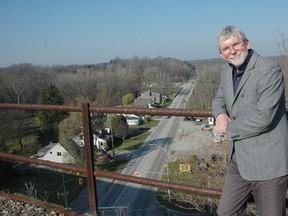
[
  {"left": 115, "top": 131, "right": 151, "bottom": 151},
  {"left": 115, "top": 119, "right": 160, "bottom": 151},
  {"left": 5, "top": 115, "right": 41, "bottom": 155},
  {"left": 22, "top": 115, "right": 41, "bottom": 136}
]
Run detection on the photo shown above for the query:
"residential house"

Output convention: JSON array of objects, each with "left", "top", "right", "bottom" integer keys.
[
  {"left": 133, "top": 90, "right": 162, "bottom": 107},
  {"left": 37, "top": 143, "right": 75, "bottom": 164},
  {"left": 93, "top": 134, "right": 110, "bottom": 150},
  {"left": 73, "top": 132, "right": 110, "bottom": 150},
  {"left": 124, "top": 114, "right": 144, "bottom": 126}
]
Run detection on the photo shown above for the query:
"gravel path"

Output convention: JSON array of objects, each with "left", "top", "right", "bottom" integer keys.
[
  {"left": 0, "top": 196, "right": 60, "bottom": 216},
  {"left": 169, "top": 118, "right": 225, "bottom": 161}
]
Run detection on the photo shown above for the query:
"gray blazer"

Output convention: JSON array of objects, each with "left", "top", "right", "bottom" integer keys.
[{"left": 212, "top": 50, "right": 288, "bottom": 181}]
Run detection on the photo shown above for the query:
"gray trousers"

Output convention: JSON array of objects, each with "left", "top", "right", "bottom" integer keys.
[{"left": 217, "top": 153, "right": 288, "bottom": 216}]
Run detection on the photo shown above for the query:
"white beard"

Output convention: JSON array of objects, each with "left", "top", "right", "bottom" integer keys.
[{"left": 227, "top": 49, "right": 248, "bottom": 68}]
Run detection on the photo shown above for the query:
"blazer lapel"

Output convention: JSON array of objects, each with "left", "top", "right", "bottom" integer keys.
[
  {"left": 232, "top": 51, "right": 258, "bottom": 106},
  {"left": 233, "top": 69, "right": 251, "bottom": 102},
  {"left": 225, "top": 66, "right": 235, "bottom": 106}
]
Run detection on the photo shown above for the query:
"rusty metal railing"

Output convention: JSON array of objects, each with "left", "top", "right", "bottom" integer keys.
[{"left": 0, "top": 103, "right": 220, "bottom": 216}]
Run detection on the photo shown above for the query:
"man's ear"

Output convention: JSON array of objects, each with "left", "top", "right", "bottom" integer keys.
[{"left": 245, "top": 39, "right": 250, "bottom": 49}]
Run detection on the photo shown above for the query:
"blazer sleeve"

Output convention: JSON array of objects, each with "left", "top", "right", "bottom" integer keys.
[{"left": 212, "top": 70, "right": 229, "bottom": 118}]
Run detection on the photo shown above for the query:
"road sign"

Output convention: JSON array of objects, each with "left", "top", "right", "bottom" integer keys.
[{"left": 179, "top": 164, "right": 191, "bottom": 173}]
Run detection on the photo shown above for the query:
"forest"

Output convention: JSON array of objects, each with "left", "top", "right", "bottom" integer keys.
[
  {"left": 0, "top": 56, "right": 198, "bottom": 160},
  {"left": 0, "top": 56, "right": 195, "bottom": 106}
]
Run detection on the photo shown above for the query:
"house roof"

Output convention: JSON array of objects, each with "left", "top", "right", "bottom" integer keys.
[
  {"left": 37, "top": 143, "right": 57, "bottom": 157},
  {"left": 124, "top": 114, "right": 142, "bottom": 118}
]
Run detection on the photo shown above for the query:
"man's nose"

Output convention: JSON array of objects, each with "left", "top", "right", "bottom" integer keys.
[{"left": 230, "top": 46, "right": 237, "bottom": 54}]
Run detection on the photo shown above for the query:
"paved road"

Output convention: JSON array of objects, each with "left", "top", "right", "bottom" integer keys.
[{"left": 69, "top": 80, "right": 215, "bottom": 215}]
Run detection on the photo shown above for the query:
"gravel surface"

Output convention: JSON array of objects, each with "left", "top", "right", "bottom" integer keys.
[
  {"left": 0, "top": 196, "right": 63, "bottom": 216},
  {"left": 169, "top": 118, "right": 225, "bottom": 161}
]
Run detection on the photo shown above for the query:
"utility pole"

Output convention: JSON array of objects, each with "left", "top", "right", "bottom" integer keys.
[
  {"left": 109, "top": 115, "right": 115, "bottom": 160},
  {"left": 62, "top": 175, "right": 68, "bottom": 209}
]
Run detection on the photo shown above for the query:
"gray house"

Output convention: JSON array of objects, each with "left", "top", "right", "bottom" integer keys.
[{"left": 133, "top": 90, "right": 162, "bottom": 107}]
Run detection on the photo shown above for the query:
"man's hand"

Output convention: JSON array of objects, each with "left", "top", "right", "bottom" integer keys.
[{"left": 215, "top": 113, "right": 231, "bottom": 134}]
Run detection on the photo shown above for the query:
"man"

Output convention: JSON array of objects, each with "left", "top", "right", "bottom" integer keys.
[{"left": 212, "top": 25, "right": 288, "bottom": 215}]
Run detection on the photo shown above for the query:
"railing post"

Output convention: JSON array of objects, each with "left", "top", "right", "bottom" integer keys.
[{"left": 82, "top": 103, "right": 99, "bottom": 216}]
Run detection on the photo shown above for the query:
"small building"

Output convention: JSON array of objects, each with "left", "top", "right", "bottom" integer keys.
[
  {"left": 93, "top": 134, "right": 110, "bottom": 150},
  {"left": 124, "top": 114, "right": 144, "bottom": 126},
  {"left": 37, "top": 143, "right": 75, "bottom": 164},
  {"left": 73, "top": 133, "right": 109, "bottom": 150},
  {"left": 133, "top": 90, "right": 162, "bottom": 107}
]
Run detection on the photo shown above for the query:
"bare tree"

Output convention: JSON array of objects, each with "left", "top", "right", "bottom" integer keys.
[
  {"left": 187, "top": 59, "right": 222, "bottom": 110},
  {"left": 275, "top": 29, "right": 288, "bottom": 98}
]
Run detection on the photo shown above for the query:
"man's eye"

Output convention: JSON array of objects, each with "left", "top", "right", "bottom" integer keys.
[
  {"left": 233, "top": 43, "right": 241, "bottom": 48},
  {"left": 222, "top": 47, "right": 229, "bottom": 53}
]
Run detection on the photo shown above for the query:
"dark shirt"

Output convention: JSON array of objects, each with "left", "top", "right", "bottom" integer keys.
[{"left": 229, "top": 49, "right": 253, "bottom": 95}]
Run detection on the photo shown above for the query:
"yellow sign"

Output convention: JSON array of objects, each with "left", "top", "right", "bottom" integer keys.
[
  {"left": 134, "top": 172, "right": 140, "bottom": 177},
  {"left": 179, "top": 164, "right": 191, "bottom": 173}
]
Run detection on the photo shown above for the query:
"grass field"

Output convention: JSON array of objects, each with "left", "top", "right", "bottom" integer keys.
[{"left": 0, "top": 163, "right": 87, "bottom": 208}]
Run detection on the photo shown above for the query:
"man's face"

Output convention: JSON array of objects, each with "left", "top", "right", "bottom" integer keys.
[{"left": 219, "top": 33, "right": 250, "bottom": 68}]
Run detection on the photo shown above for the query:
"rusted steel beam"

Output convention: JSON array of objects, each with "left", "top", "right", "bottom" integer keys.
[
  {"left": 0, "top": 103, "right": 82, "bottom": 112},
  {"left": 94, "top": 170, "right": 222, "bottom": 198},
  {"left": 89, "top": 106, "right": 213, "bottom": 117},
  {"left": 2, "top": 103, "right": 288, "bottom": 118},
  {"left": 82, "top": 103, "right": 99, "bottom": 216},
  {"left": 0, "top": 152, "right": 86, "bottom": 174},
  {"left": 0, "top": 103, "right": 212, "bottom": 117},
  {"left": 0, "top": 151, "right": 222, "bottom": 198},
  {"left": 0, "top": 150, "right": 221, "bottom": 198},
  {"left": 0, "top": 191, "right": 86, "bottom": 216}
]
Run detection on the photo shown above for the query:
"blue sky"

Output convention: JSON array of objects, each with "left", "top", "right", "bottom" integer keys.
[{"left": 1, "top": 0, "right": 288, "bottom": 67}]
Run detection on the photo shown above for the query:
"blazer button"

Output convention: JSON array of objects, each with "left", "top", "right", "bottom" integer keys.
[{"left": 232, "top": 117, "right": 236, "bottom": 120}]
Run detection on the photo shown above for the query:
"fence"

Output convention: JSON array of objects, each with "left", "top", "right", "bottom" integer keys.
[{"left": 0, "top": 103, "right": 228, "bottom": 215}]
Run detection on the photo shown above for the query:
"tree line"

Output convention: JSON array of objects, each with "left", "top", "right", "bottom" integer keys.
[
  {"left": 0, "top": 56, "right": 195, "bottom": 106},
  {"left": 0, "top": 57, "right": 195, "bottom": 159}
]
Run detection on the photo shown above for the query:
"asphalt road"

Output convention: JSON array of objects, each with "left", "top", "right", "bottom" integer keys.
[{"left": 70, "top": 80, "right": 214, "bottom": 215}]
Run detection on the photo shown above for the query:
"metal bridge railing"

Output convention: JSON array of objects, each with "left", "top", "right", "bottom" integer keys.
[{"left": 0, "top": 103, "right": 221, "bottom": 216}]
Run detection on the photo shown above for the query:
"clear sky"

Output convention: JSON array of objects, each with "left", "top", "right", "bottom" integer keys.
[{"left": 1, "top": 0, "right": 288, "bottom": 67}]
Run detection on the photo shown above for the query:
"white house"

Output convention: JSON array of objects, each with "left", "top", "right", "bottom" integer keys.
[
  {"left": 73, "top": 133, "right": 109, "bottom": 150},
  {"left": 124, "top": 114, "right": 144, "bottom": 126},
  {"left": 93, "top": 134, "right": 109, "bottom": 150},
  {"left": 37, "top": 143, "right": 75, "bottom": 164}
]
